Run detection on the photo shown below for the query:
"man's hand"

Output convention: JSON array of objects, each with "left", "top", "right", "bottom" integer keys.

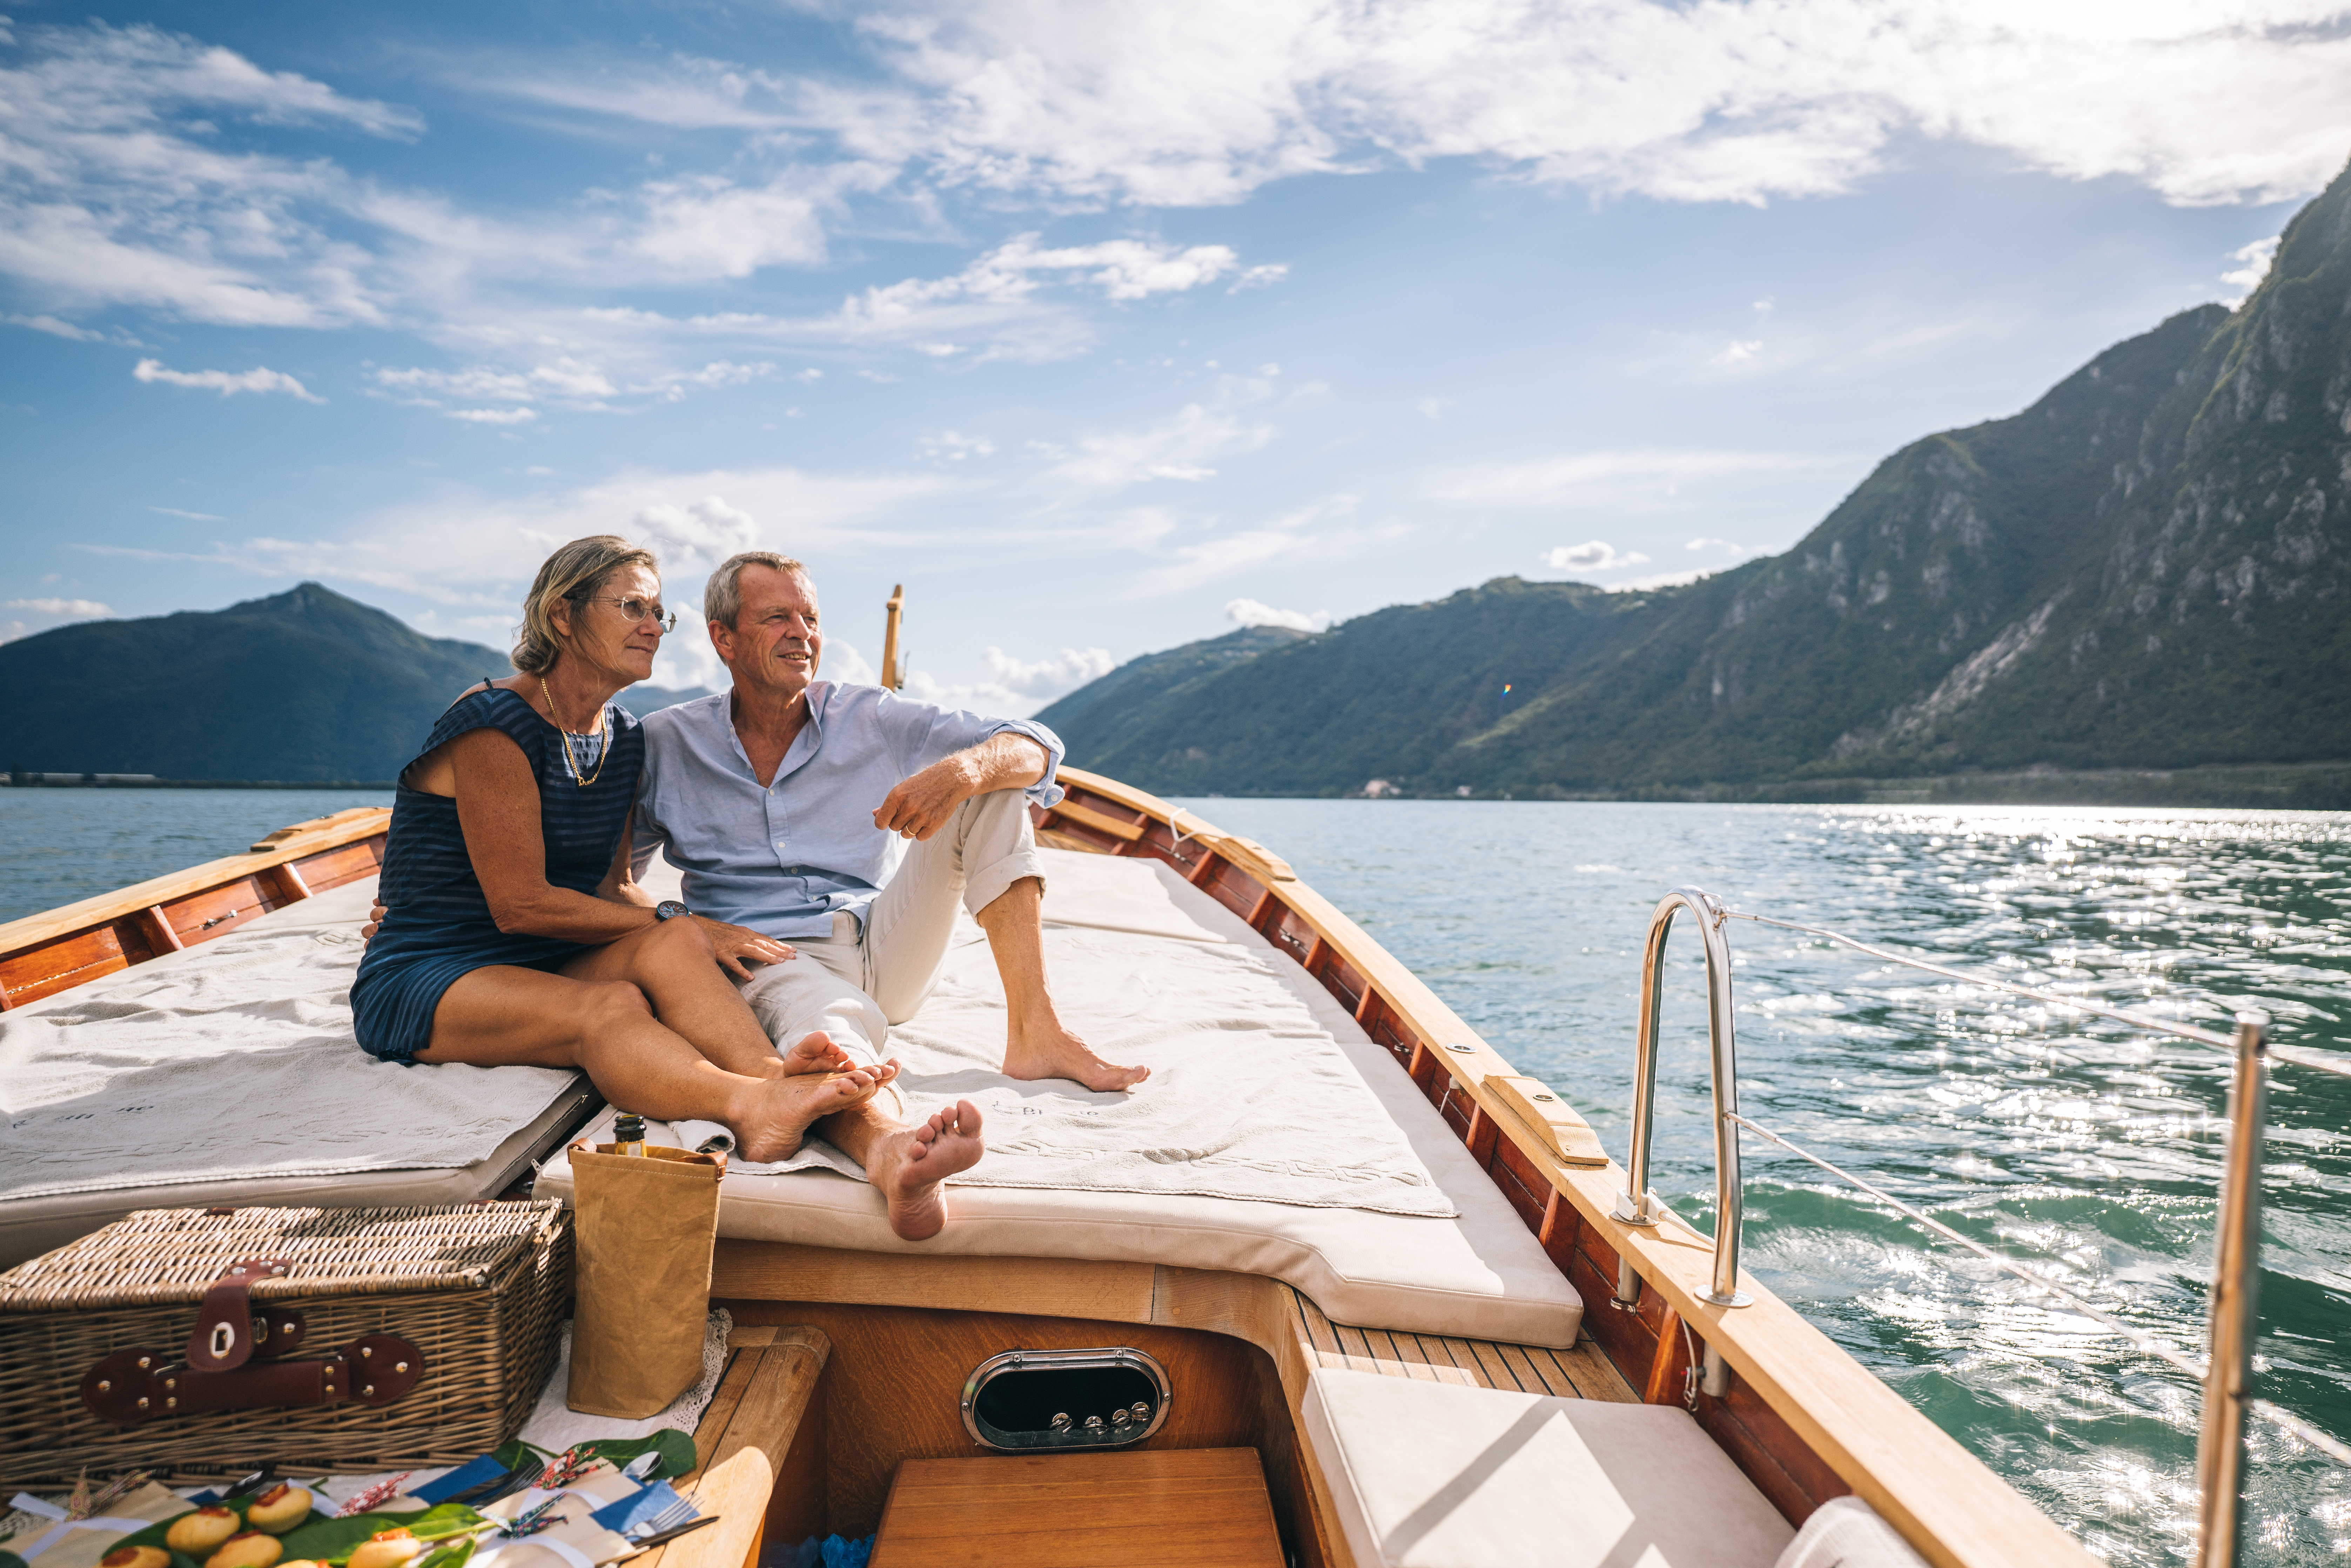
[
  {"left": 363, "top": 901, "right": 387, "bottom": 943},
  {"left": 873, "top": 752, "right": 979, "bottom": 843},
  {"left": 694, "top": 916, "right": 797, "bottom": 981}
]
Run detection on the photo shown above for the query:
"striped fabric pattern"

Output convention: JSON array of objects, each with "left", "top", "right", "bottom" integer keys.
[{"left": 351, "top": 687, "right": 644, "bottom": 1062}]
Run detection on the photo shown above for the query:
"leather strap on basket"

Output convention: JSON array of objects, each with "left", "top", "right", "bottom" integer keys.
[
  {"left": 186, "top": 1258, "right": 297, "bottom": 1370},
  {"left": 80, "top": 1333, "right": 424, "bottom": 1427}
]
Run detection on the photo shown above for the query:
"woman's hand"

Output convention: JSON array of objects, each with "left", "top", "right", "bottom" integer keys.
[
  {"left": 363, "top": 901, "right": 388, "bottom": 942},
  {"left": 693, "top": 915, "right": 795, "bottom": 981}
]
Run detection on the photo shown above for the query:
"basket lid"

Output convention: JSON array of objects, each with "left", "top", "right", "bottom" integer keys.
[{"left": 0, "top": 1200, "right": 564, "bottom": 1310}]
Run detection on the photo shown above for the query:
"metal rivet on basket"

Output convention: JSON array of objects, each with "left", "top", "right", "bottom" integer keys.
[
  {"left": 97, "top": 1379, "right": 111, "bottom": 1393},
  {"left": 137, "top": 1397, "right": 149, "bottom": 1409},
  {"left": 166, "top": 1378, "right": 176, "bottom": 1389},
  {"left": 166, "top": 1398, "right": 177, "bottom": 1409},
  {"left": 137, "top": 1356, "right": 150, "bottom": 1370},
  {"left": 362, "top": 1384, "right": 375, "bottom": 1397},
  {"left": 360, "top": 1345, "right": 372, "bottom": 1358},
  {"left": 395, "top": 1362, "right": 409, "bottom": 1373}
]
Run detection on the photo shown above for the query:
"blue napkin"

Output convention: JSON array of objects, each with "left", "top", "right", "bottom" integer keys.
[
  {"left": 589, "top": 1482, "right": 691, "bottom": 1539},
  {"left": 408, "top": 1456, "right": 508, "bottom": 1505}
]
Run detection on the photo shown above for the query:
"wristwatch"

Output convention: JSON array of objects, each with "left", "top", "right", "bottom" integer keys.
[{"left": 654, "top": 900, "right": 690, "bottom": 922}]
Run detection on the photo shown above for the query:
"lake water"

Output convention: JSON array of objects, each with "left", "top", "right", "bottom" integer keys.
[{"left": 6, "top": 789, "right": 2348, "bottom": 1562}]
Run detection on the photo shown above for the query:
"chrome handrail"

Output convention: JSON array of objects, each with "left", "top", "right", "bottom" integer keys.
[
  {"left": 1624, "top": 891, "right": 2351, "bottom": 1567},
  {"left": 1611, "top": 888, "right": 1752, "bottom": 1323}
]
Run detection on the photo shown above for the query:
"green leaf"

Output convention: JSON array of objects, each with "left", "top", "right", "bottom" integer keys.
[{"left": 275, "top": 1506, "right": 489, "bottom": 1567}]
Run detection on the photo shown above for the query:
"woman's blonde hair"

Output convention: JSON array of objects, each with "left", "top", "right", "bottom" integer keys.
[{"left": 511, "top": 535, "right": 659, "bottom": 675}]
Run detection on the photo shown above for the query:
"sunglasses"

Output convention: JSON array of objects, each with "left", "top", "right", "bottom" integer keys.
[{"left": 583, "top": 595, "right": 677, "bottom": 632}]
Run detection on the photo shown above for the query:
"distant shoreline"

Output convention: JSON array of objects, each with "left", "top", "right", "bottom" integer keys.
[{"left": 4, "top": 773, "right": 395, "bottom": 790}]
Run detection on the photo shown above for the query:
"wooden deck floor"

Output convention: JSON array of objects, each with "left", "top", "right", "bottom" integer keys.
[{"left": 1287, "top": 1286, "right": 1638, "bottom": 1402}]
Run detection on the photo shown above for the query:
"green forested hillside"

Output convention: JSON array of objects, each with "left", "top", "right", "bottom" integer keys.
[
  {"left": 1, "top": 584, "right": 706, "bottom": 781},
  {"left": 1039, "top": 157, "right": 2351, "bottom": 800}
]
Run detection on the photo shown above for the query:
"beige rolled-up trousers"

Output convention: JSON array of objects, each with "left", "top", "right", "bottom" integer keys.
[{"left": 738, "top": 788, "right": 1043, "bottom": 1116}]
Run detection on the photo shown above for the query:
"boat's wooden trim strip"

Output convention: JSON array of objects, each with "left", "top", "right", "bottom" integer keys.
[
  {"left": 1035, "top": 766, "right": 2094, "bottom": 1568},
  {"left": 0, "top": 806, "right": 389, "bottom": 1011}
]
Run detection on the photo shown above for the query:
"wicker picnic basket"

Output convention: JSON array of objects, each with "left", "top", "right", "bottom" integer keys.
[{"left": 0, "top": 1200, "right": 570, "bottom": 1486}]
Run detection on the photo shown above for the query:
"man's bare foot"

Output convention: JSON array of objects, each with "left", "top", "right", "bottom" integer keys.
[
  {"left": 733, "top": 1067, "right": 887, "bottom": 1163},
  {"left": 1004, "top": 1022, "right": 1149, "bottom": 1092},
  {"left": 866, "top": 1100, "right": 986, "bottom": 1241}
]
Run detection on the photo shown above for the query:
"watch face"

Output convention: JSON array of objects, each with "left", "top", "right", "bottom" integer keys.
[{"left": 657, "top": 901, "right": 688, "bottom": 920}]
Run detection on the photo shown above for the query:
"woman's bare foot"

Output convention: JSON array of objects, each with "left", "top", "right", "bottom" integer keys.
[
  {"left": 775, "top": 1030, "right": 856, "bottom": 1076},
  {"left": 865, "top": 1100, "right": 986, "bottom": 1241},
  {"left": 733, "top": 1067, "right": 887, "bottom": 1163},
  {"left": 1004, "top": 1021, "right": 1149, "bottom": 1092}
]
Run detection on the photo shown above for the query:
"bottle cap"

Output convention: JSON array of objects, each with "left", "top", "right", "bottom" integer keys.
[{"left": 613, "top": 1112, "right": 646, "bottom": 1142}]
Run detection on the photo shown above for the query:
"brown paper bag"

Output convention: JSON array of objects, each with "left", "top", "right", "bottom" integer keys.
[{"left": 566, "top": 1139, "right": 724, "bottom": 1418}]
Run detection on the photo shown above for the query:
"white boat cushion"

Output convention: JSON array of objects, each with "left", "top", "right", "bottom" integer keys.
[
  {"left": 542, "top": 848, "right": 1585, "bottom": 1348},
  {"left": 1302, "top": 1368, "right": 1796, "bottom": 1568},
  {"left": 0, "top": 876, "right": 591, "bottom": 1266},
  {"left": 1774, "top": 1497, "right": 1928, "bottom": 1568}
]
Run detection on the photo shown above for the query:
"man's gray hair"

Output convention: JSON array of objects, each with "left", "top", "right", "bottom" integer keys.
[{"left": 705, "top": 551, "right": 810, "bottom": 628}]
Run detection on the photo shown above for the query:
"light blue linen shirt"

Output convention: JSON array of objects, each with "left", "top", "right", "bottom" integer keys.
[{"left": 630, "top": 683, "right": 1066, "bottom": 940}]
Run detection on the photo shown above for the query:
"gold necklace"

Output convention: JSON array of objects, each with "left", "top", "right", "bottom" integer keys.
[{"left": 537, "top": 674, "right": 610, "bottom": 788}]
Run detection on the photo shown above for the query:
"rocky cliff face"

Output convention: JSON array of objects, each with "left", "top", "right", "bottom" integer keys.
[{"left": 1050, "top": 157, "right": 2351, "bottom": 798}]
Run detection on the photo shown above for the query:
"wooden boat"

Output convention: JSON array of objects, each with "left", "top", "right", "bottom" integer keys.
[{"left": 0, "top": 596, "right": 2110, "bottom": 1568}]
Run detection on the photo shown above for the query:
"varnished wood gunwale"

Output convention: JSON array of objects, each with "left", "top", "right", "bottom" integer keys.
[
  {"left": 1035, "top": 766, "right": 2096, "bottom": 1568},
  {"left": 0, "top": 806, "right": 389, "bottom": 1010}
]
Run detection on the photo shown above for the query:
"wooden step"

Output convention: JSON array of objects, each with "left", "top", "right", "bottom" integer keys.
[{"left": 870, "top": 1447, "right": 1283, "bottom": 1568}]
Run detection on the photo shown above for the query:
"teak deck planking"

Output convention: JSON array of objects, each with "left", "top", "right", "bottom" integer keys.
[
  {"left": 871, "top": 1448, "right": 1285, "bottom": 1568},
  {"left": 0, "top": 775, "right": 2100, "bottom": 1568}
]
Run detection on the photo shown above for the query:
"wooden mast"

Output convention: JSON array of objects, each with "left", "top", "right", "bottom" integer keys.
[{"left": 880, "top": 583, "right": 905, "bottom": 691}]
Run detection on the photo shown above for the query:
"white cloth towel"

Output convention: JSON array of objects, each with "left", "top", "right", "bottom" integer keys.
[
  {"left": 0, "top": 877, "right": 579, "bottom": 1204},
  {"left": 659, "top": 849, "right": 1458, "bottom": 1219}
]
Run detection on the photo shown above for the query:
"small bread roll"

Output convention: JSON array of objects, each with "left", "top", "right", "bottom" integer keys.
[
  {"left": 345, "top": 1532, "right": 425, "bottom": 1568},
  {"left": 244, "top": 1485, "right": 313, "bottom": 1535},
  {"left": 102, "top": 1548, "right": 171, "bottom": 1568},
  {"left": 204, "top": 1533, "right": 282, "bottom": 1568},
  {"left": 167, "top": 1509, "right": 242, "bottom": 1554}
]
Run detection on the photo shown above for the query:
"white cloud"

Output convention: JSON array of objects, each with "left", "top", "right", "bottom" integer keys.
[
  {"left": 133, "top": 358, "right": 323, "bottom": 402},
  {"left": 1432, "top": 447, "right": 1844, "bottom": 507},
  {"left": 1543, "top": 540, "right": 1650, "bottom": 573},
  {"left": 448, "top": 407, "right": 537, "bottom": 425},
  {"left": 5, "top": 596, "right": 112, "bottom": 617},
  {"left": 7, "top": 313, "right": 101, "bottom": 340},
  {"left": 1415, "top": 397, "right": 1450, "bottom": 420},
  {"left": 150, "top": 506, "right": 226, "bottom": 520},
  {"left": 1041, "top": 400, "right": 1274, "bottom": 490},
  {"left": 1686, "top": 536, "right": 1747, "bottom": 554},
  {"left": 815, "top": 0, "right": 2351, "bottom": 209},
  {"left": 2221, "top": 233, "right": 2282, "bottom": 302},
  {"left": 1713, "top": 338, "right": 1765, "bottom": 366},
  {"left": 922, "top": 430, "right": 997, "bottom": 461},
  {"left": 900, "top": 643, "right": 1117, "bottom": 715},
  {"left": 1227, "top": 597, "right": 1331, "bottom": 632}
]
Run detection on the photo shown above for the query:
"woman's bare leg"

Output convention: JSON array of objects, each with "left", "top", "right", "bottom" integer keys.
[
  {"left": 813, "top": 1098, "right": 986, "bottom": 1241},
  {"left": 558, "top": 918, "right": 863, "bottom": 1079},
  {"left": 415, "top": 964, "right": 879, "bottom": 1162}
]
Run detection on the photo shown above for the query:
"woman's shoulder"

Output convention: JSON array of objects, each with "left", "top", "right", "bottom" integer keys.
[{"left": 426, "top": 681, "right": 539, "bottom": 746}]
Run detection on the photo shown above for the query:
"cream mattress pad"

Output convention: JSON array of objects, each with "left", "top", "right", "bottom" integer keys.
[
  {"left": 0, "top": 875, "right": 591, "bottom": 1264},
  {"left": 544, "top": 848, "right": 1584, "bottom": 1348}
]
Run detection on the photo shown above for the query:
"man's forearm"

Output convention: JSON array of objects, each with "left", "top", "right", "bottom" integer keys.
[{"left": 959, "top": 732, "right": 1050, "bottom": 793}]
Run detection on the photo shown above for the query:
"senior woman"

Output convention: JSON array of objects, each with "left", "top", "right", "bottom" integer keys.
[{"left": 352, "top": 535, "right": 891, "bottom": 1165}]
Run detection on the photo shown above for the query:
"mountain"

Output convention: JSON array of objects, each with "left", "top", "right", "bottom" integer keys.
[
  {"left": 1042, "top": 158, "right": 2351, "bottom": 800},
  {"left": 0, "top": 584, "right": 710, "bottom": 782},
  {"left": 1, "top": 584, "right": 511, "bottom": 781}
]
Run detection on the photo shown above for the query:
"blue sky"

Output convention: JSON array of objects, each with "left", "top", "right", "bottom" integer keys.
[{"left": 5, "top": 2, "right": 2348, "bottom": 713}]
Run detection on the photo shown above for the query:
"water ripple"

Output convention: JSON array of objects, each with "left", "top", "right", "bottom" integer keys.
[{"left": 1181, "top": 799, "right": 2351, "bottom": 1567}]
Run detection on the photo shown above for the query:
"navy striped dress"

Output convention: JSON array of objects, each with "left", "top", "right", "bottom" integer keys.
[{"left": 352, "top": 686, "right": 645, "bottom": 1063}]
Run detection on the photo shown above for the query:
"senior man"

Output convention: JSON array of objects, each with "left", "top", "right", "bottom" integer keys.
[{"left": 631, "top": 552, "right": 1148, "bottom": 1236}]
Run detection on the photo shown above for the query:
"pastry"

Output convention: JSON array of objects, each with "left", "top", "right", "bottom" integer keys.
[
  {"left": 244, "top": 1486, "right": 312, "bottom": 1536},
  {"left": 345, "top": 1532, "right": 424, "bottom": 1568},
  {"left": 166, "top": 1510, "right": 241, "bottom": 1555},
  {"left": 203, "top": 1534, "right": 281, "bottom": 1568},
  {"left": 102, "top": 1548, "right": 170, "bottom": 1568}
]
